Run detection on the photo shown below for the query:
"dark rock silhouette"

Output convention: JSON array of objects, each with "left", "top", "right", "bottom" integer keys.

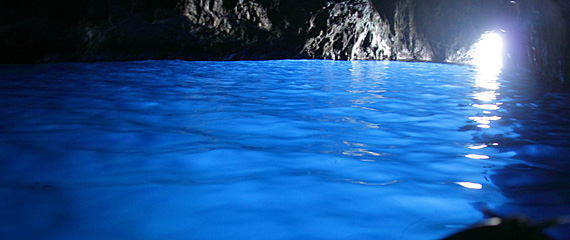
[{"left": 0, "top": 0, "right": 569, "bottom": 86}]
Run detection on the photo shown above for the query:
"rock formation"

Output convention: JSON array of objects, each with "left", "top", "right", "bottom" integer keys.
[
  {"left": 300, "top": 0, "right": 392, "bottom": 60},
  {"left": 0, "top": 0, "right": 569, "bottom": 86}
]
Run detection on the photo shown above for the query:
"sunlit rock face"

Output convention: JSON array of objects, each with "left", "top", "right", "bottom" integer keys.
[{"left": 300, "top": 0, "right": 392, "bottom": 60}]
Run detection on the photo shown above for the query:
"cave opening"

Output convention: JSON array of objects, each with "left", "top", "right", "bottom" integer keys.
[{"left": 471, "top": 32, "right": 504, "bottom": 74}]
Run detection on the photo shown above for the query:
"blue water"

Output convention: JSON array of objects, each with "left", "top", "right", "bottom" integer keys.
[{"left": 0, "top": 60, "right": 569, "bottom": 239}]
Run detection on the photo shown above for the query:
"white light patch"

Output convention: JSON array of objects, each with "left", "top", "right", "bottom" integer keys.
[
  {"left": 475, "top": 78, "right": 501, "bottom": 90},
  {"left": 469, "top": 116, "right": 502, "bottom": 124},
  {"left": 468, "top": 144, "right": 488, "bottom": 149},
  {"left": 465, "top": 154, "right": 490, "bottom": 159},
  {"left": 473, "top": 104, "right": 501, "bottom": 110},
  {"left": 472, "top": 32, "right": 503, "bottom": 71},
  {"left": 456, "top": 182, "right": 483, "bottom": 189},
  {"left": 474, "top": 91, "right": 499, "bottom": 101}
]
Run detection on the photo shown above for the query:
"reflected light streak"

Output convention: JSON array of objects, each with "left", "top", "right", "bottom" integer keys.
[
  {"left": 342, "top": 148, "right": 383, "bottom": 157},
  {"left": 468, "top": 144, "right": 488, "bottom": 149},
  {"left": 470, "top": 37, "right": 503, "bottom": 128},
  {"left": 469, "top": 116, "right": 502, "bottom": 124},
  {"left": 465, "top": 154, "right": 490, "bottom": 159},
  {"left": 475, "top": 78, "right": 501, "bottom": 90},
  {"left": 330, "top": 178, "right": 402, "bottom": 186},
  {"left": 468, "top": 143, "right": 498, "bottom": 150},
  {"left": 473, "top": 103, "right": 501, "bottom": 110},
  {"left": 455, "top": 182, "right": 483, "bottom": 189},
  {"left": 474, "top": 91, "right": 499, "bottom": 101}
]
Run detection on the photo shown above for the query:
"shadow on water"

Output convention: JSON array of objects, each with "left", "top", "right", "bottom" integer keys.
[
  {"left": 464, "top": 68, "right": 570, "bottom": 239},
  {"left": 0, "top": 183, "right": 76, "bottom": 239}
]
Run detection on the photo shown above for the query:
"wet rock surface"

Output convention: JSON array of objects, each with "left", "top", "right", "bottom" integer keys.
[
  {"left": 300, "top": 0, "right": 392, "bottom": 60},
  {"left": 1, "top": 0, "right": 569, "bottom": 85}
]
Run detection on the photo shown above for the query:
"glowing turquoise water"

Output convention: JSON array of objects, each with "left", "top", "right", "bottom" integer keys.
[{"left": 1, "top": 60, "right": 569, "bottom": 239}]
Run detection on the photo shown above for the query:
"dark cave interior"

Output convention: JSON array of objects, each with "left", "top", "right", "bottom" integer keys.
[{"left": 0, "top": 0, "right": 569, "bottom": 87}]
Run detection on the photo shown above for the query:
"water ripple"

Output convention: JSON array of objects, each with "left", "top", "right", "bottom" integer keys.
[{"left": 1, "top": 60, "right": 569, "bottom": 239}]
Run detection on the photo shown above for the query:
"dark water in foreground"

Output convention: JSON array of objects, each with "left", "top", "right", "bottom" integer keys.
[{"left": 0, "top": 60, "right": 569, "bottom": 239}]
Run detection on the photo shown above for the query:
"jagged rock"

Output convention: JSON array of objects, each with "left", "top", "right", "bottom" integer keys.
[
  {"left": 177, "top": 0, "right": 298, "bottom": 60},
  {"left": 300, "top": 0, "right": 392, "bottom": 60},
  {"left": 391, "top": 0, "right": 434, "bottom": 61}
]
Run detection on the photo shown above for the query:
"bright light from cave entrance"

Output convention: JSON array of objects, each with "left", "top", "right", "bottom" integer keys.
[{"left": 472, "top": 32, "right": 503, "bottom": 71}]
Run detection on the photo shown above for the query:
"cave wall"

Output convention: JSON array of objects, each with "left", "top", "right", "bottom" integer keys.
[
  {"left": 1, "top": 0, "right": 569, "bottom": 85},
  {"left": 0, "top": 0, "right": 189, "bottom": 62},
  {"left": 384, "top": 0, "right": 569, "bottom": 86},
  {"left": 299, "top": 0, "right": 392, "bottom": 60},
  {"left": 390, "top": 0, "right": 504, "bottom": 63},
  {"left": 501, "top": 0, "right": 568, "bottom": 83}
]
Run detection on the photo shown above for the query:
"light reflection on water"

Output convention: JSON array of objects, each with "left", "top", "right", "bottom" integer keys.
[
  {"left": 0, "top": 60, "right": 568, "bottom": 239},
  {"left": 461, "top": 63, "right": 502, "bottom": 189},
  {"left": 468, "top": 65, "right": 503, "bottom": 130}
]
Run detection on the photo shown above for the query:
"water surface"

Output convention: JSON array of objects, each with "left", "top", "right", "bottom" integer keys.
[{"left": 1, "top": 60, "right": 569, "bottom": 239}]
